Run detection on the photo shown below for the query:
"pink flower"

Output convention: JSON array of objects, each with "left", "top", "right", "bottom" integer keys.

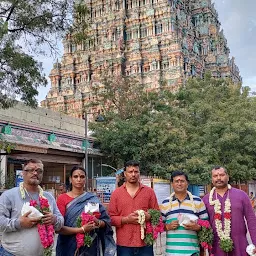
[
  {"left": 153, "top": 230, "right": 158, "bottom": 239},
  {"left": 76, "top": 212, "right": 96, "bottom": 248},
  {"left": 224, "top": 212, "right": 231, "bottom": 219},
  {"left": 143, "top": 209, "right": 164, "bottom": 246},
  {"left": 198, "top": 219, "right": 211, "bottom": 229},
  {"left": 76, "top": 233, "right": 84, "bottom": 248},
  {"left": 214, "top": 213, "right": 221, "bottom": 220},
  {"left": 29, "top": 198, "right": 55, "bottom": 252},
  {"left": 201, "top": 242, "right": 209, "bottom": 249},
  {"left": 146, "top": 222, "right": 153, "bottom": 233},
  {"left": 39, "top": 197, "right": 50, "bottom": 211},
  {"left": 46, "top": 225, "right": 54, "bottom": 245},
  {"left": 30, "top": 200, "right": 37, "bottom": 207},
  {"left": 81, "top": 212, "right": 94, "bottom": 224},
  {"left": 38, "top": 224, "right": 49, "bottom": 248},
  {"left": 93, "top": 212, "right": 101, "bottom": 219}
]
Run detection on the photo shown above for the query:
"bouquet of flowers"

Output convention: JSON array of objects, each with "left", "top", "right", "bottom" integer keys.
[
  {"left": 76, "top": 212, "right": 95, "bottom": 248},
  {"left": 144, "top": 209, "right": 164, "bottom": 246},
  {"left": 197, "top": 219, "right": 214, "bottom": 255},
  {"left": 29, "top": 197, "right": 55, "bottom": 256},
  {"left": 76, "top": 203, "right": 101, "bottom": 249}
]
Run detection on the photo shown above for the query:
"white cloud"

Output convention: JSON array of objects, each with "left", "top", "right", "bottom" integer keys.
[{"left": 213, "top": 0, "right": 256, "bottom": 88}]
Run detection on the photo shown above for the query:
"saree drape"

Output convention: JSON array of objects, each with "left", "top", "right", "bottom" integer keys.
[{"left": 56, "top": 192, "right": 116, "bottom": 256}]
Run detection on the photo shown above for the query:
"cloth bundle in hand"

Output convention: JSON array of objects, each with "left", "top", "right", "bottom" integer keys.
[
  {"left": 84, "top": 202, "right": 101, "bottom": 219},
  {"left": 178, "top": 213, "right": 198, "bottom": 227},
  {"left": 21, "top": 202, "right": 44, "bottom": 218},
  {"left": 246, "top": 244, "right": 256, "bottom": 256}
]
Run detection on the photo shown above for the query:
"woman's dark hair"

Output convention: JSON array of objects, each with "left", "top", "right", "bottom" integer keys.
[
  {"left": 70, "top": 166, "right": 86, "bottom": 177},
  {"left": 124, "top": 160, "right": 140, "bottom": 172},
  {"left": 170, "top": 170, "right": 189, "bottom": 182},
  {"left": 68, "top": 166, "right": 86, "bottom": 191}
]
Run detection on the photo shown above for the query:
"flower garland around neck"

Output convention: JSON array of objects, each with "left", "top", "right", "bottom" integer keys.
[
  {"left": 19, "top": 182, "right": 54, "bottom": 256},
  {"left": 169, "top": 190, "right": 196, "bottom": 213},
  {"left": 209, "top": 184, "right": 233, "bottom": 253},
  {"left": 19, "top": 182, "right": 44, "bottom": 199}
]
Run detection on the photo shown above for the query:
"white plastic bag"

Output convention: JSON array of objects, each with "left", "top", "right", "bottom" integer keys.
[
  {"left": 246, "top": 244, "right": 256, "bottom": 256},
  {"left": 178, "top": 213, "right": 198, "bottom": 227},
  {"left": 21, "top": 202, "right": 44, "bottom": 218},
  {"left": 84, "top": 202, "right": 99, "bottom": 213}
]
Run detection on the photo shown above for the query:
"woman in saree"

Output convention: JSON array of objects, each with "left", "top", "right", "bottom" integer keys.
[{"left": 56, "top": 166, "right": 116, "bottom": 256}]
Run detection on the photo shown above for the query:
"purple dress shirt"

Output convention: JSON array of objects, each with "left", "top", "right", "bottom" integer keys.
[{"left": 203, "top": 187, "right": 256, "bottom": 256}]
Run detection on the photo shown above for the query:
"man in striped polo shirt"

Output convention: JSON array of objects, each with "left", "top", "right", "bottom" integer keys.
[{"left": 160, "top": 171, "right": 208, "bottom": 256}]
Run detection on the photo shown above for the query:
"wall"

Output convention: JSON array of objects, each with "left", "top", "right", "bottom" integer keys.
[{"left": 0, "top": 102, "right": 85, "bottom": 136}]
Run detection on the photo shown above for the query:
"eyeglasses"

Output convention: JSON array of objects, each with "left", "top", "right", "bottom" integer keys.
[
  {"left": 24, "top": 168, "right": 44, "bottom": 174},
  {"left": 73, "top": 175, "right": 86, "bottom": 179}
]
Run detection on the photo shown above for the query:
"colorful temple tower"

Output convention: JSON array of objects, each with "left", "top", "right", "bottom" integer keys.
[{"left": 41, "top": 0, "right": 241, "bottom": 118}]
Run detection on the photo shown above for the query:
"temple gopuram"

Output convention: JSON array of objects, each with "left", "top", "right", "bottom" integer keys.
[{"left": 41, "top": 0, "right": 242, "bottom": 118}]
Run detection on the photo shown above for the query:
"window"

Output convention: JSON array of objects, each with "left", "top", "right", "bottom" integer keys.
[
  {"left": 141, "top": 27, "right": 147, "bottom": 38},
  {"left": 133, "top": 29, "right": 139, "bottom": 39},
  {"left": 163, "top": 61, "right": 169, "bottom": 69},
  {"left": 126, "top": 31, "right": 132, "bottom": 40},
  {"left": 155, "top": 23, "right": 162, "bottom": 35},
  {"left": 115, "top": 1, "right": 120, "bottom": 10}
]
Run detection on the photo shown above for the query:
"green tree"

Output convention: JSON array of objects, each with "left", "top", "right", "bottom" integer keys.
[
  {"left": 89, "top": 75, "right": 187, "bottom": 176},
  {"left": 174, "top": 74, "right": 256, "bottom": 183},
  {"left": 0, "top": 0, "right": 89, "bottom": 108},
  {"left": 90, "top": 74, "right": 256, "bottom": 183}
]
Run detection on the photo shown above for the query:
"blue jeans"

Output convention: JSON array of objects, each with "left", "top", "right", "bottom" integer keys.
[
  {"left": 0, "top": 246, "right": 14, "bottom": 256},
  {"left": 117, "top": 245, "right": 154, "bottom": 256}
]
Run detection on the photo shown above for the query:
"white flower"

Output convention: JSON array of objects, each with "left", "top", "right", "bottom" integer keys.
[
  {"left": 19, "top": 182, "right": 44, "bottom": 199},
  {"left": 137, "top": 210, "right": 146, "bottom": 240},
  {"left": 209, "top": 184, "right": 232, "bottom": 241},
  {"left": 169, "top": 191, "right": 196, "bottom": 213}
]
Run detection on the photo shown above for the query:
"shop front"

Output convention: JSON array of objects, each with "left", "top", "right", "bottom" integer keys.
[{"left": 0, "top": 103, "right": 104, "bottom": 197}]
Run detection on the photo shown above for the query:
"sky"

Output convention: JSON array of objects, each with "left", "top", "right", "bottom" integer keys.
[{"left": 36, "top": 0, "right": 256, "bottom": 103}]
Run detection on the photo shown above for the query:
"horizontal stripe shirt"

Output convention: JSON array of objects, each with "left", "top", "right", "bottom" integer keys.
[{"left": 160, "top": 193, "right": 208, "bottom": 256}]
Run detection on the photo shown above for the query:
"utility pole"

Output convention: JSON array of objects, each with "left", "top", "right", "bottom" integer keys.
[{"left": 83, "top": 112, "right": 88, "bottom": 190}]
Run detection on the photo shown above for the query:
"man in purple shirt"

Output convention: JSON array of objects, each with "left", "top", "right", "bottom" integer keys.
[{"left": 203, "top": 166, "right": 256, "bottom": 256}]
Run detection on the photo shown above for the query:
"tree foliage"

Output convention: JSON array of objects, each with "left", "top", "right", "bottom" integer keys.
[
  {"left": 90, "top": 74, "right": 256, "bottom": 183},
  {"left": 0, "top": 0, "right": 89, "bottom": 108}
]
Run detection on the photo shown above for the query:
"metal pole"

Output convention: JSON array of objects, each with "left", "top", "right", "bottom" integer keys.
[
  {"left": 92, "top": 157, "right": 94, "bottom": 189},
  {"left": 84, "top": 112, "right": 88, "bottom": 190}
]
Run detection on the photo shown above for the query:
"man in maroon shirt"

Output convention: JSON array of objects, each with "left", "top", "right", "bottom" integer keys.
[{"left": 108, "top": 160, "right": 159, "bottom": 256}]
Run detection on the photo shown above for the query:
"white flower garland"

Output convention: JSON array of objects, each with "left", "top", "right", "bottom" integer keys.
[
  {"left": 209, "top": 184, "right": 232, "bottom": 240},
  {"left": 169, "top": 191, "right": 196, "bottom": 213},
  {"left": 137, "top": 210, "right": 146, "bottom": 240},
  {"left": 19, "top": 182, "right": 44, "bottom": 199}
]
